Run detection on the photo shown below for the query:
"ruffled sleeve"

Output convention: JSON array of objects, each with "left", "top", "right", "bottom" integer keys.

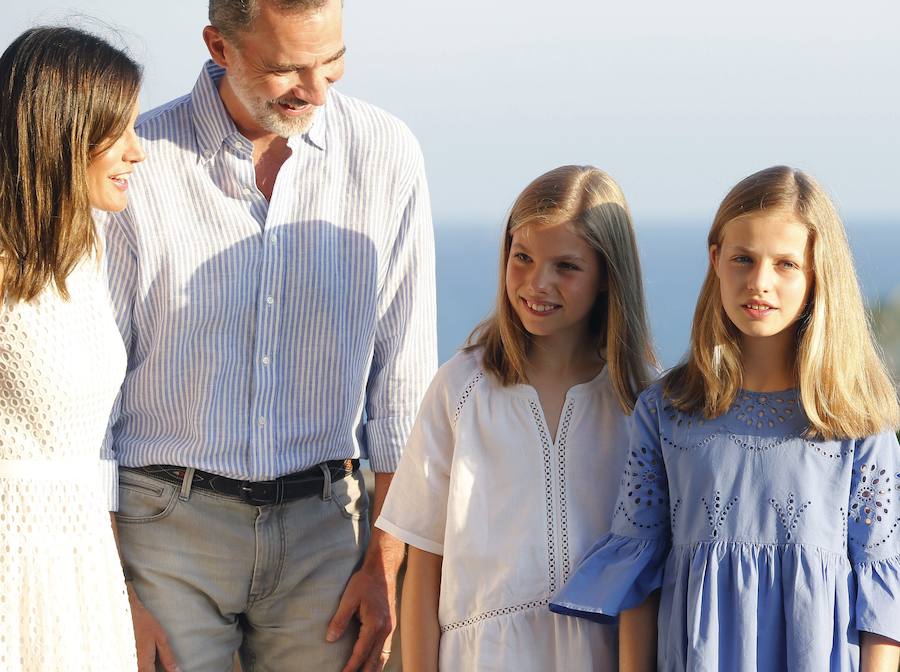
[
  {"left": 550, "top": 386, "right": 672, "bottom": 622},
  {"left": 848, "top": 429, "right": 900, "bottom": 644},
  {"left": 549, "top": 533, "right": 668, "bottom": 623}
]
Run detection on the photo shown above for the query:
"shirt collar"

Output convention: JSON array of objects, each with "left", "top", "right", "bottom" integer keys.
[
  {"left": 191, "top": 60, "right": 328, "bottom": 161},
  {"left": 191, "top": 61, "right": 240, "bottom": 163},
  {"left": 302, "top": 94, "right": 328, "bottom": 151}
]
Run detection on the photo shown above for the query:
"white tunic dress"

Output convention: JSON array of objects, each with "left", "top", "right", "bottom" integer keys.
[
  {"left": 377, "top": 350, "right": 629, "bottom": 671},
  {"left": 0, "top": 259, "right": 136, "bottom": 670}
]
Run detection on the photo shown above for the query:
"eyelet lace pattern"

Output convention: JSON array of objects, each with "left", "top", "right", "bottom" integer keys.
[
  {"left": 671, "top": 498, "right": 682, "bottom": 531},
  {"left": 807, "top": 440, "right": 853, "bottom": 460},
  {"left": 770, "top": 493, "right": 811, "bottom": 542},
  {"left": 452, "top": 371, "right": 484, "bottom": 426},
  {"left": 617, "top": 442, "right": 668, "bottom": 530},
  {"left": 557, "top": 403, "right": 575, "bottom": 580},
  {"left": 528, "top": 400, "right": 558, "bottom": 594},
  {"left": 702, "top": 492, "right": 739, "bottom": 539},
  {"left": 443, "top": 397, "right": 578, "bottom": 634},
  {"left": 849, "top": 463, "right": 899, "bottom": 552},
  {"left": 728, "top": 392, "right": 800, "bottom": 429},
  {"left": 728, "top": 431, "right": 802, "bottom": 453},
  {"left": 0, "top": 261, "right": 137, "bottom": 670},
  {"left": 441, "top": 598, "right": 550, "bottom": 633}
]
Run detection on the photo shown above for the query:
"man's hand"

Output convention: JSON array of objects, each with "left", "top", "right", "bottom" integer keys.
[
  {"left": 327, "top": 472, "right": 405, "bottom": 672},
  {"left": 127, "top": 585, "right": 181, "bottom": 672},
  {"left": 326, "top": 551, "right": 398, "bottom": 672},
  {"left": 110, "top": 514, "right": 180, "bottom": 672}
]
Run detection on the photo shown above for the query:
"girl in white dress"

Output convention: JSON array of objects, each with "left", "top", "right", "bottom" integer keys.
[
  {"left": 376, "top": 165, "right": 657, "bottom": 670},
  {"left": 0, "top": 27, "right": 145, "bottom": 671}
]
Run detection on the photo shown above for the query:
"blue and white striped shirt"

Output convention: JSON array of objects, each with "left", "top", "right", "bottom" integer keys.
[{"left": 101, "top": 61, "right": 437, "bottom": 507}]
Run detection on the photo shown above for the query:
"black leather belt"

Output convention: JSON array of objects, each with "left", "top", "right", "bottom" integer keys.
[{"left": 123, "top": 459, "right": 359, "bottom": 506}]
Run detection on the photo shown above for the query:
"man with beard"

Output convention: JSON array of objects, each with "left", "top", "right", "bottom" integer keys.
[{"left": 102, "top": 1, "right": 436, "bottom": 670}]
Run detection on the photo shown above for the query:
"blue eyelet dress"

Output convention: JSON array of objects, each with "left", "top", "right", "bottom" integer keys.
[{"left": 550, "top": 381, "right": 900, "bottom": 671}]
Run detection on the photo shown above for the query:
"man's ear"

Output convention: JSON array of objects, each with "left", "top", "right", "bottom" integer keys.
[{"left": 202, "top": 25, "right": 229, "bottom": 68}]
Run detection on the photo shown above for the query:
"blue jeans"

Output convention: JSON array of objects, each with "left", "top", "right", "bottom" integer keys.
[{"left": 116, "top": 466, "right": 370, "bottom": 672}]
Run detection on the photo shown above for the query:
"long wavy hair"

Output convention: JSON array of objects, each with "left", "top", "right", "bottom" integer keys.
[
  {"left": 466, "top": 165, "right": 657, "bottom": 413},
  {"left": 664, "top": 165, "right": 899, "bottom": 438},
  {"left": 0, "top": 26, "right": 142, "bottom": 302}
]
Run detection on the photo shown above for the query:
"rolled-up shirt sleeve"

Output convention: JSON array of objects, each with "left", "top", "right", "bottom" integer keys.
[{"left": 365, "top": 141, "right": 437, "bottom": 473}]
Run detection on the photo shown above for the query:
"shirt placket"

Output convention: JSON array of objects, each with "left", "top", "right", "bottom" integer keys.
[{"left": 229, "top": 136, "right": 280, "bottom": 480}]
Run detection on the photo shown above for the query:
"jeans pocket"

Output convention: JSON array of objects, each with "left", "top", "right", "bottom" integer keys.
[
  {"left": 116, "top": 471, "right": 179, "bottom": 523},
  {"left": 330, "top": 471, "right": 370, "bottom": 521}
]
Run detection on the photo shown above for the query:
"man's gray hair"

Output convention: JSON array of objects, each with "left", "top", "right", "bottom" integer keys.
[{"left": 209, "top": 0, "right": 330, "bottom": 39}]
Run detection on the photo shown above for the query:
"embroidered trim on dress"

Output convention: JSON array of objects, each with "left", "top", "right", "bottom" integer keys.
[
  {"left": 727, "top": 432, "right": 801, "bottom": 452},
  {"left": 529, "top": 400, "right": 558, "bottom": 594},
  {"left": 556, "top": 401, "right": 575, "bottom": 581},
  {"left": 452, "top": 371, "right": 484, "bottom": 427},
  {"left": 615, "top": 501, "right": 667, "bottom": 531},
  {"left": 671, "top": 498, "right": 682, "bottom": 531},
  {"left": 840, "top": 506, "right": 847, "bottom": 551},
  {"left": 440, "top": 597, "right": 550, "bottom": 633},
  {"left": 848, "top": 465, "right": 898, "bottom": 551},
  {"left": 702, "top": 491, "right": 739, "bottom": 539},
  {"left": 849, "top": 517, "right": 900, "bottom": 553},
  {"left": 662, "top": 402, "right": 706, "bottom": 430},
  {"left": 806, "top": 440, "right": 853, "bottom": 460},
  {"left": 728, "top": 393, "right": 800, "bottom": 429},
  {"left": 770, "top": 493, "right": 811, "bottom": 541},
  {"left": 619, "top": 444, "right": 668, "bottom": 529},
  {"left": 661, "top": 431, "right": 719, "bottom": 452}
]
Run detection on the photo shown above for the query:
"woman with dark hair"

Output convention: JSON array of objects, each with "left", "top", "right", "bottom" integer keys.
[{"left": 0, "top": 26, "right": 144, "bottom": 670}]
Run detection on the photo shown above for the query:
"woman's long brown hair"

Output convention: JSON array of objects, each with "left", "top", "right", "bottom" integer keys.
[{"left": 0, "top": 26, "right": 141, "bottom": 302}]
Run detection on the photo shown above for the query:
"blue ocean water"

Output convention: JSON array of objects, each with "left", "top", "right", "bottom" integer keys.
[{"left": 435, "top": 222, "right": 900, "bottom": 367}]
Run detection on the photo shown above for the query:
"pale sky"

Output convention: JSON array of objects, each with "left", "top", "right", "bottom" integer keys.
[{"left": 4, "top": 0, "right": 899, "bottom": 227}]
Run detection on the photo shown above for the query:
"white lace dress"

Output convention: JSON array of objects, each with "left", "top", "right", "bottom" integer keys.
[{"left": 0, "top": 258, "right": 137, "bottom": 670}]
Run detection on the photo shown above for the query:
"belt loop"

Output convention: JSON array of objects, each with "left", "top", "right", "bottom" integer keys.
[
  {"left": 179, "top": 467, "right": 195, "bottom": 501},
  {"left": 318, "top": 463, "right": 332, "bottom": 501}
]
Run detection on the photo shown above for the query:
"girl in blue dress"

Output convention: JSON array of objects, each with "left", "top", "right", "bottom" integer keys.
[{"left": 551, "top": 165, "right": 900, "bottom": 671}]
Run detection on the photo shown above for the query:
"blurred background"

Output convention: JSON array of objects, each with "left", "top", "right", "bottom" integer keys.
[
  {"left": 4, "top": 1, "right": 898, "bottom": 669},
  {"left": 4, "top": 0, "right": 898, "bottom": 374}
]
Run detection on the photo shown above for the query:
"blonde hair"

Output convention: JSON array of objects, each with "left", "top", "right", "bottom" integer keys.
[
  {"left": 466, "top": 165, "right": 657, "bottom": 412},
  {"left": 0, "top": 27, "right": 141, "bottom": 302},
  {"left": 664, "top": 165, "right": 899, "bottom": 438}
]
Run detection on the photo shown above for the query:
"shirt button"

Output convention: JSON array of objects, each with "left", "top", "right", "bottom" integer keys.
[
  {"left": 258, "top": 416, "right": 266, "bottom": 427},
  {"left": 270, "top": 235, "right": 277, "bottom": 245},
  {"left": 242, "top": 187, "right": 253, "bottom": 196},
  {"left": 233, "top": 140, "right": 242, "bottom": 150},
  {"left": 262, "top": 355, "right": 270, "bottom": 366},
  {"left": 266, "top": 296, "right": 274, "bottom": 305}
]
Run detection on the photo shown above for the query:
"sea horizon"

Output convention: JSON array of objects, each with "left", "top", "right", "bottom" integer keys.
[{"left": 435, "top": 220, "right": 900, "bottom": 367}]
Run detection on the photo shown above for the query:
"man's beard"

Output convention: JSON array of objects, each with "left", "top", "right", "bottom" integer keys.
[{"left": 229, "top": 68, "right": 317, "bottom": 138}]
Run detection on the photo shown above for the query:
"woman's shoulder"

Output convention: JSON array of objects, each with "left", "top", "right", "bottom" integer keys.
[
  {"left": 635, "top": 378, "right": 667, "bottom": 412},
  {"left": 432, "top": 348, "right": 488, "bottom": 396},
  {"left": 419, "top": 348, "right": 496, "bottom": 422},
  {"left": 630, "top": 377, "right": 726, "bottom": 432}
]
